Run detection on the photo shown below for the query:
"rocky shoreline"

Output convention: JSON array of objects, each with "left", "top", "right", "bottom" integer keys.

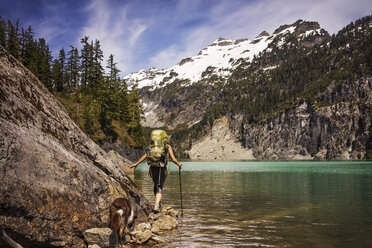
[{"left": 84, "top": 206, "right": 179, "bottom": 247}]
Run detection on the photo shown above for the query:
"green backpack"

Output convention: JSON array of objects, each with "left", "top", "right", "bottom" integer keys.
[{"left": 147, "top": 129, "right": 169, "bottom": 167}]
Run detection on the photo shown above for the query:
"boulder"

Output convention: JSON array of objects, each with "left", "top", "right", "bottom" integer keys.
[
  {"left": 83, "top": 228, "right": 111, "bottom": 248},
  {"left": 88, "top": 245, "right": 101, "bottom": 248},
  {"left": 148, "top": 212, "right": 162, "bottom": 223},
  {"left": 138, "top": 230, "right": 152, "bottom": 243},
  {"left": 133, "top": 222, "right": 151, "bottom": 232},
  {"left": 0, "top": 45, "right": 151, "bottom": 247},
  {"left": 161, "top": 206, "right": 179, "bottom": 217},
  {"left": 130, "top": 229, "right": 152, "bottom": 244},
  {"left": 152, "top": 215, "right": 178, "bottom": 231},
  {"left": 150, "top": 224, "right": 161, "bottom": 234}
]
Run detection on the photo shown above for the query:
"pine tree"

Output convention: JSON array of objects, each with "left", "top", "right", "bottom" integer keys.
[
  {"left": 36, "top": 38, "right": 52, "bottom": 91},
  {"left": 0, "top": 16, "right": 6, "bottom": 47},
  {"left": 106, "top": 54, "right": 130, "bottom": 124},
  {"left": 52, "top": 59, "right": 63, "bottom": 92},
  {"left": 127, "top": 86, "right": 145, "bottom": 146},
  {"left": 19, "top": 27, "right": 26, "bottom": 63},
  {"left": 92, "top": 39, "right": 104, "bottom": 91},
  {"left": 66, "top": 46, "right": 80, "bottom": 89},
  {"left": 58, "top": 48, "right": 66, "bottom": 87},
  {"left": 20, "top": 26, "right": 35, "bottom": 69},
  {"left": 6, "top": 20, "right": 20, "bottom": 58},
  {"left": 106, "top": 54, "right": 120, "bottom": 82},
  {"left": 116, "top": 79, "right": 130, "bottom": 124},
  {"left": 83, "top": 97, "right": 97, "bottom": 135},
  {"left": 94, "top": 51, "right": 112, "bottom": 138},
  {"left": 14, "top": 19, "right": 21, "bottom": 59},
  {"left": 80, "top": 36, "right": 93, "bottom": 87}
]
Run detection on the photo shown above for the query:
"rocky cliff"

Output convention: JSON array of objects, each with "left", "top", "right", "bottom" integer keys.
[
  {"left": 187, "top": 76, "right": 372, "bottom": 160},
  {"left": 0, "top": 45, "right": 151, "bottom": 247},
  {"left": 186, "top": 76, "right": 372, "bottom": 160},
  {"left": 237, "top": 76, "right": 372, "bottom": 160}
]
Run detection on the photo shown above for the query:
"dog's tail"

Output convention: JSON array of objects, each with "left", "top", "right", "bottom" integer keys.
[
  {"left": 128, "top": 205, "right": 135, "bottom": 225},
  {"left": 1, "top": 229, "right": 23, "bottom": 248}
]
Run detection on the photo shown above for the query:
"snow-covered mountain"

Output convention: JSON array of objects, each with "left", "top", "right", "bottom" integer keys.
[
  {"left": 121, "top": 16, "right": 372, "bottom": 160},
  {"left": 124, "top": 19, "right": 327, "bottom": 90},
  {"left": 124, "top": 19, "right": 329, "bottom": 129}
]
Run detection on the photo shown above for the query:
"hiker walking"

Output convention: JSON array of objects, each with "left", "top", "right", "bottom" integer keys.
[{"left": 131, "top": 129, "right": 182, "bottom": 212}]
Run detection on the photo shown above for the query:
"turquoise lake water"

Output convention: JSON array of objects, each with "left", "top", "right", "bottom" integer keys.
[{"left": 134, "top": 161, "right": 372, "bottom": 247}]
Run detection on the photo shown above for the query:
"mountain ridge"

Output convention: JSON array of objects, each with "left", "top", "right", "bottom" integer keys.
[
  {"left": 125, "top": 19, "right": 328, "bottom": 90},
  {"left": 130, "top": 19, "right": 329, "bottom": 130},
  {"left": 129, "top": 15, "right": 372, "bottom": 160}
]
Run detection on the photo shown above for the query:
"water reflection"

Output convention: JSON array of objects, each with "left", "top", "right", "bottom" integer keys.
[{"left": 134, "top": 162, "right": 372, "bottom": 247}]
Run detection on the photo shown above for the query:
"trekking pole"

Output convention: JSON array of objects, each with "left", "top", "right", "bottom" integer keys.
[{"left": 179, "top": 167, "right": 184, "bottom": 217}]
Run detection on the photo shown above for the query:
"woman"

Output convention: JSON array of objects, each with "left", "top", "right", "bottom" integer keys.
[{"left": 131, "top": 140, "right": 182, "bottom": 212}]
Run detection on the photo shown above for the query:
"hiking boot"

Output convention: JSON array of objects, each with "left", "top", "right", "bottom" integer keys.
[{"left": 154, "top": 203, "right": 160, "bottom": 213}]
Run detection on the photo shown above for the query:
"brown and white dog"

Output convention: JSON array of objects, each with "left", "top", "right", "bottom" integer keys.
[{"left": 109, "top": 197, "right": 135, "bottom": 247}]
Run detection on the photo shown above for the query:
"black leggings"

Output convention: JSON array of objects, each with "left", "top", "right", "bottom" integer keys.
[{"left": 150, "top": 166, "right": 168, "bottom": 195}]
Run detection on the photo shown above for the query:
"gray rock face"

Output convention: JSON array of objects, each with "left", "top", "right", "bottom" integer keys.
[
  {"left": 0, "top": 45, "right": 151, "bottom": 247},
  {"left": 99, "top": 141, "right": 144, "bottom": 163}
]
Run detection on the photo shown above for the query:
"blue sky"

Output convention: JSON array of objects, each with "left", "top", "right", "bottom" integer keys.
[{"left": 1, "top": 0, "right": 371, "bottom": 76}]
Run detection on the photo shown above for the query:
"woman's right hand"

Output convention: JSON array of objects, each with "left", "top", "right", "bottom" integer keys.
[{"left": 130, "top": 164, "right": 137, "bottom": 169}]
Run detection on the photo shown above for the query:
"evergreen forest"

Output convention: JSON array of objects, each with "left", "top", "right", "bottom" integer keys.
[{"left": 0, "top": 16, "right": 146, "bottom": 147}]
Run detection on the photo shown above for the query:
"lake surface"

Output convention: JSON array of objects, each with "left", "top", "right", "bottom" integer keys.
[{"left": 133, "top": 161, "right": 372, "bottom": 247}]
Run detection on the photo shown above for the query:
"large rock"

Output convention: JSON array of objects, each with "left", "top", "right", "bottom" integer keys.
[
  {"left": 0, "top": 45, "right": 151, "bottom": 247},
  {"left": 131, "top": 229, "right": 152, "bottom": 244},
  {"left": 83, "top": 228, "right": 112, "bottom": 248},
  {"left": 152, "top": 215, "right": 178, "bottom": 231}
]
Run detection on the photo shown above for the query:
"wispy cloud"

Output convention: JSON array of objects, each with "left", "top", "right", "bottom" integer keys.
[
  {"left": 81, "top": 0, "right": 148, "bottom": 74},
  {"left": 33, "top": 2, "right": 71, "bottom": 47},
  {"left": 146, "top": 0, "right": 372, "bottom": 71},
  {"left": 37, "top": 18, "right": 67, "bottom": 44}
]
